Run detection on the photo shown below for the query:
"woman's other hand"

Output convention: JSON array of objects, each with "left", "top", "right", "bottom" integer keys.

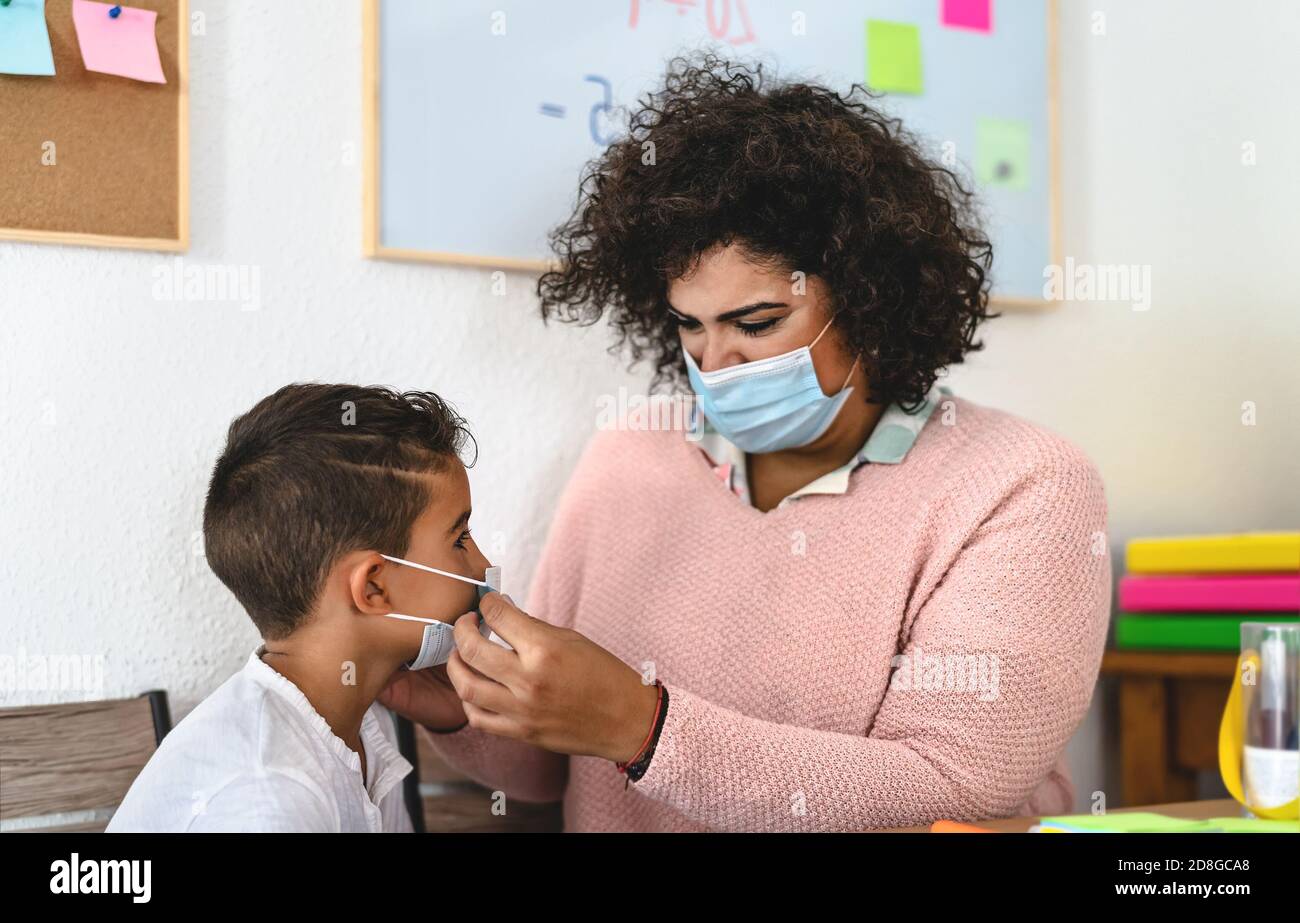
[{"left": 378, "top": 630, "right": 474, "bottom": 732}]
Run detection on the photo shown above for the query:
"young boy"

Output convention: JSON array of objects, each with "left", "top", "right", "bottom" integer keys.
[{"left": 107, "top": 383, "right": 495, "bottom": 832}]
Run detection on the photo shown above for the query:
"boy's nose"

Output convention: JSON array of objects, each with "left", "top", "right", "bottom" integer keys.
[{"left": 469, "top": 543, "right": 491, "bottom": 580}]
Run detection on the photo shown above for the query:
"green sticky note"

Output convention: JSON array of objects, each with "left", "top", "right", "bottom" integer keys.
[
  {"left": 1206, "top": 816, "right": 1300, "bottom": 834},
  {"left": 1041, "top": 812, "right": 1300, "bottom": 834},
  {"left": 1034, "top": 811, "right": 1206, "bottom": 837},
  {"left": 976, "top": 117, "right": 1031, "bottom": 189},
  {"left": 866, "top": 20, "right": 923, "bottom": 95},
  {"left": 1040, "top": 812, "right": 1218, "bottom": 833}
]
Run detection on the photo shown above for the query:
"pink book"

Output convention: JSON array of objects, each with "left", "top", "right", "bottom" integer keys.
[{"left": 1119, "top": 574, "right": 1300, "bottom": 612}]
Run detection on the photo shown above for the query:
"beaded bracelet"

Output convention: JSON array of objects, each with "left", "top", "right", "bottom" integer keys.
[{"left": 616, "top": 681, "right": 669, "bottom": 789}]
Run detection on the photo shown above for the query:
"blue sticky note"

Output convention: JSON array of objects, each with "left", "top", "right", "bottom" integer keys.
[{"left": 0, "top": 0, "right": 56, "bottom": 76}]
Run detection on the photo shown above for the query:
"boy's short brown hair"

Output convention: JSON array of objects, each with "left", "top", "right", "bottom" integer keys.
[{"left": 202, "top": 383, "right": 474, "bottom": 640}]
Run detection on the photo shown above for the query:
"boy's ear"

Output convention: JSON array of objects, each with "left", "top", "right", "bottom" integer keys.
[{"left": 348, "top": 554, "right": 392, "bottom": 615}]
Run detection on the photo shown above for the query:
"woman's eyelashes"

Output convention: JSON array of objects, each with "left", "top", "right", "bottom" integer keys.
[
  {"left": 453, "top": 528, "right": 473, "bottom": 550},
  {"left": 737, "top": 317, "right": 780, "bottom": 337},
  {"left": 669, "top": 311, "right": 701, "bottom": 331},
  {"left": 669, "top": 312, "right": 783, "bottom": 337}
]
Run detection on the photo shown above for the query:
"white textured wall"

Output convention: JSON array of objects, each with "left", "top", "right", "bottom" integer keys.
[{"left": 3, "top": 1, "right": 1296, "bottom": 812}]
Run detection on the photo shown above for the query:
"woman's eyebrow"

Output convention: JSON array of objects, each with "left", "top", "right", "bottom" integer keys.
[
  {"left": 668, "top": 301, "right": 789, "bottom": 323},
  {"left": 445, "top": 508, "right": 471, "bottom": 537},
  {"left": 717, "top": 301, "right": 788, "bottom": 322}
]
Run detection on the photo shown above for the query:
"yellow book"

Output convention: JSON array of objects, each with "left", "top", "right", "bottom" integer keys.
[{"left": 1126, "top": 532, "right": 1300, "bottom": 574}]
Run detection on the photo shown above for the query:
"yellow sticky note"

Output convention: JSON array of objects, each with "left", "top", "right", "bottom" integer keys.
[{"left": 866, "top": 20, "right": 923, "bottom": 95}]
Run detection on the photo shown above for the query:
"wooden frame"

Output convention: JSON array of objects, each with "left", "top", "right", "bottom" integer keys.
[
  {"left": 362, "top": 0, "right": 1060, "bottom": 311},
  {"left": 997, "top": 0, "right": 1062, "bottom": 312},
  {"left": 0, "top": 0, "right": 189, "bottom": 252},
  {"left": 361, "top": 0, "right": 380, "bottom": 261}
]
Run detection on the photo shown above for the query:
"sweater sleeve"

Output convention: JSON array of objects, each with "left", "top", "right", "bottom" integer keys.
[
  {"left": 629, "top": 453, "right": 1112, "bottom": 831},
  {"left": 418, "top": 434, "right": 609, "bottom": 803}
]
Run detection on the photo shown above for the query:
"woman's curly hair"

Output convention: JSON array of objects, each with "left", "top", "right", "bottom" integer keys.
[{"left": 536, "top": 51, "right": 997, "bottom": 410}]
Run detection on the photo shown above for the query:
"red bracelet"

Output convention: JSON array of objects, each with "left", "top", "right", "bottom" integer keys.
[{"left": 616, "top": 679, "right": 664, "bottom": 774}]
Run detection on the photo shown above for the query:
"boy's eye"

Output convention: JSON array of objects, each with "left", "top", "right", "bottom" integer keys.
[{"left": 454, "top": 529, "right": 472, "bottom": 550}]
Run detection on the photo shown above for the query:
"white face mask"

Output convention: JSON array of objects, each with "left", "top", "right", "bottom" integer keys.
[{"left": 379, "top": 555, "right": 511, "bottom": 670}]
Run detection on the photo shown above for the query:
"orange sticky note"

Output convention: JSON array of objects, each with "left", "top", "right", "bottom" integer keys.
[
  {"left": 931, "top": 819, "right": 995, "bottom": 833},
  {"left": 71, "top": 0, "right": 165, "bottom": 84}
]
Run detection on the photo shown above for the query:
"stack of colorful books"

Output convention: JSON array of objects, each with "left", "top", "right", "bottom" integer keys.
[{"left": 1116, "top": 533, "right": 1300, "bottom": 651}]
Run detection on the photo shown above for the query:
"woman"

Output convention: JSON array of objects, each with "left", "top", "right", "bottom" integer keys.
[{"left": 380, "top": 54, "right": 1110, "bottom": 832}]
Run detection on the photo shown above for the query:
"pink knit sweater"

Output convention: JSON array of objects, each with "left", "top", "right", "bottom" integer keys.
[{"left": 426, "top": 396, "right": 1111, "bottom": 831}]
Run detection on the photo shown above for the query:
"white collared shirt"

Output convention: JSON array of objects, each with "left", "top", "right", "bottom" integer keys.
[{"left": 106, "top": 646, "right": 414, "bottom": 833}]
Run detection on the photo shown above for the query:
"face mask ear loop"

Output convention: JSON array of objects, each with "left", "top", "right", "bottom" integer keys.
[
  {"left": 379, "top": 553, "right": 489, "bottom": 588},
  {"left": 809, "top": 316, "right": 858, "bottom": 396},
  {"left": 382, "top": 612, "right": 444, "bottom": 625},
  {"left": 838, "top": 352, "right": 862, "bottom": 393},
  {"left": 809, "top": 315, "right": 837, "bottom": 350}
]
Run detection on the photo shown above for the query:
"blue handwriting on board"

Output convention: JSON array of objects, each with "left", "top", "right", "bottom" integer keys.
[
  {"left": 585, "top": 75, "right": 617, "bottom": 146},
  {"left": 538, "top": 75, "right": 620, "bottom": 146},
  {"left": 628, "top": 0, "right": 757, "bottom": 45}
]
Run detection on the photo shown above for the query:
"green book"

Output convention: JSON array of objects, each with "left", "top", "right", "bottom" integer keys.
[{"left": 1114, "top": 613, "right": 1300, "bottom": 650}]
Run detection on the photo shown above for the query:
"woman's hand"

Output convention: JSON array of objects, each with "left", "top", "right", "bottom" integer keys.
[
  {"left": 446, "top": 593, "right": 662, "bottom": 762},
  {"left": 378, "top": 634, "right": 473, "bottom": 732}
]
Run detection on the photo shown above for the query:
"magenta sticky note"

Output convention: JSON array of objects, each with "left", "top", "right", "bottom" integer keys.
[
  {"left": 71, "top": 0, "right": 166, "bottom": 83},
  {"left": 941, "top": 0, "right": 992, "bottom": 33}
]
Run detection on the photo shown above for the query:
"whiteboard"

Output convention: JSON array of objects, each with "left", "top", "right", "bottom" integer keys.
[{"left": 364, "top": 0, "right": 1058, "bottom": 307}]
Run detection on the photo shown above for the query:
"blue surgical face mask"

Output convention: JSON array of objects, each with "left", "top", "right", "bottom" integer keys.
[
  {"left": 682, "top": 315, "right": 860, "bottom": 454},
  {"left": 378, "top": 555, "right": 508, "bottom": 670}
]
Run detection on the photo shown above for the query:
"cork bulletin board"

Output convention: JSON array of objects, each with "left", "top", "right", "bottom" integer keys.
[{"left": 0, "top": 0, "right": 189, "bottom": 251}]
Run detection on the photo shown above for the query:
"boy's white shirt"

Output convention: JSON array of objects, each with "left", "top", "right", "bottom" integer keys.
[{"left": 106, "top": 645, "right": 414, "bottom": 833}]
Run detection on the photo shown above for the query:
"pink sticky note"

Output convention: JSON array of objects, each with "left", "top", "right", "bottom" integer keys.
[
  {"left": 71, "top": 0, "right": 166, "bottom": 83},
  {"left": 941, "top": 0, "right": 992, "bottom": 33}
]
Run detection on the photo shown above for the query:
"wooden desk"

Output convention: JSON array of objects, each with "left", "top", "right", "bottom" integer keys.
[
  {"left": 1100, "top": 649, "right": 1237, "bottom": 806},
  {"left": 881, "top": 798, "right": 1242, "bottom": 832}
]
